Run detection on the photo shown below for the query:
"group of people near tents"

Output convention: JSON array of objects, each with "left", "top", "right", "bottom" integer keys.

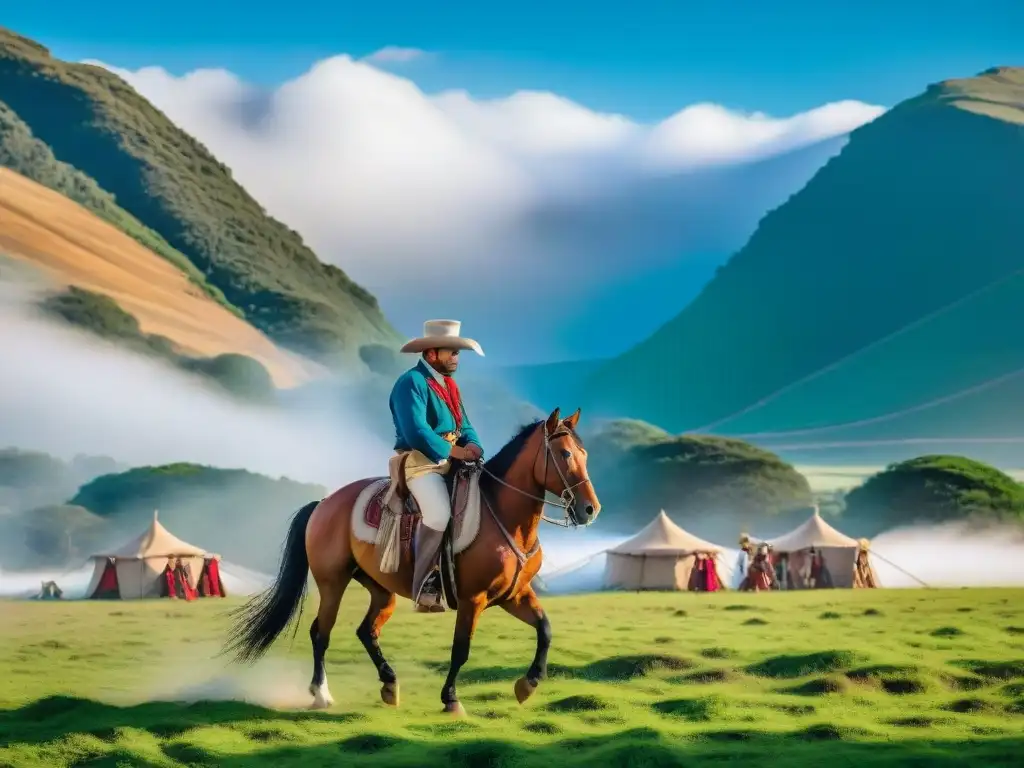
[
  {"left": 39, "top": 505, "right": 879, "bottom": 600},
  {"left": 735, "top": 536, "right": 878, "bottom": 591},
  {"left": 601, "top": 507, "right": 879, "bottom": 593}
]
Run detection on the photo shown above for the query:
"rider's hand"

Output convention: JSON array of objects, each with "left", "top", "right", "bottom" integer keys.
[
  {"left": 449, "top": 445, "right": 469, "bottom": 461},
  {"left": 463, "top": 443, "right": 483, "bottom": 461}
]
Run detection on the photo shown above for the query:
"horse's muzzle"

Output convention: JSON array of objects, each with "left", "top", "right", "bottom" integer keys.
[{"left": 569, "top": 502, "right": 598, "bottom": 526}]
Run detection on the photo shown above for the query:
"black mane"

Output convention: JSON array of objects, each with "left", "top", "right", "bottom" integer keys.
[
  {"left": 482, "top": 420, "right": 542, "bottom": 482},
  {"left": 480, "top": 417, "right": 584, "bottom": 488}
]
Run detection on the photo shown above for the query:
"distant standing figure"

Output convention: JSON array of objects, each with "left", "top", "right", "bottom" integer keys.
[
  {"left": 747, "top": 544, "right": 776, "bottom": 591},
  {"left": 854, "top": 540, "right": 878, "bottom": 588},
  {"left": 774, "top": 552, "right": 790, "bottom": 590},
  {"left": 734, "top": 535, "right": 754, "bottom": 589},
  {"left": 37, "top": 580, "right": 63, "bottom": 599},
  {"left": 809, "top": 548, "right": 834, "bottom": 589}
]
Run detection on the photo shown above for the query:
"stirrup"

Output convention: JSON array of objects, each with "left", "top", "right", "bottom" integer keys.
[{"left": 414, "top": 572, "right": 443, "bottom": 611}]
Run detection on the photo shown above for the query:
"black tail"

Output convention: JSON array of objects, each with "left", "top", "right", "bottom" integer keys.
[{"left": 223, "top": 500, "right": 319, "bottom": 664}]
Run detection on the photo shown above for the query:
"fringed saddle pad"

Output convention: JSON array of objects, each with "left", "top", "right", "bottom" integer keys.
[{"left": 351, "top": 472, "right": 482, "bottom": 555}]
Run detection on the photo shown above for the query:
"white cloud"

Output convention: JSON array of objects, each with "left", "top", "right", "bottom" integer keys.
[
  {"left": 641, "top": 100, "right": 883, "bottom": 171},
  {"left": 362, "top": 46, "right": 431, "bottom": 65},
  {"left": 83, "top": 54, "right": 885, "bottom": 356}
]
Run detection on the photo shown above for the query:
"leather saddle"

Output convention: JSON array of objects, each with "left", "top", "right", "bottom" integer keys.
[{"left": 391, "top": 453, "right": 461, "bottom": 514}]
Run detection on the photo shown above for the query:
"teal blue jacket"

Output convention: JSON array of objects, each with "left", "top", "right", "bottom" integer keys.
[{"left": 389, "top": 360, "right": 483, "bottom": 464}]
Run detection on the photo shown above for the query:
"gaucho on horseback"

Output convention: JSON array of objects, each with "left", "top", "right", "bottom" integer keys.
[
  {"left": 224, "top": 316, "right": 604, "bottom": 716},
  {"left": 388, "top": 319, "right": 485, "bottom": 612}
]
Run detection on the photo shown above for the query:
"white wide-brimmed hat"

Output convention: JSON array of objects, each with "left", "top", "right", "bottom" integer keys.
[{"left": 400, "top": 320, "right": 484, "bottom": 356}]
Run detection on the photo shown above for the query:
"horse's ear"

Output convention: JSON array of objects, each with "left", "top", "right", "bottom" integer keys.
[
  {"left": 563, "top": 408, "right": 581, "bottom": 430},
  {"left": 545, "top": 408, "right": 561, "bottom": 433}
]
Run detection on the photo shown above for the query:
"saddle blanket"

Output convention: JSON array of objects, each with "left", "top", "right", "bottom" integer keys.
[{"left": 351, "top": 471, "right": 482, "bottom": 555}]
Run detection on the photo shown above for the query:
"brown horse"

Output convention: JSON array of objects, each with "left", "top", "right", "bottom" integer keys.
[{"left": 224, "top": 407, "right": 600, "bottom": 715}]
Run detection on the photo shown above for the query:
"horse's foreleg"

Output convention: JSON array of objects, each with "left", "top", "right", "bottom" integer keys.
[
  {"left": 500, "top": 586, "right": 550, "bottom": 704},
  {"left": 308, "top": 572, "right": 351, "bottom": 709},
  {"left": 353, "top": 571, "right": 400, "bottom": 706},
  {"left": 440, "top": 597, "right": 485, "bottom": 716}
]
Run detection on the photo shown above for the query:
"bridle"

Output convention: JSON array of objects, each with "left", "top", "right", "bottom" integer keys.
[{"left": 476, "top": 420, "right": 593, "bottom": 528}]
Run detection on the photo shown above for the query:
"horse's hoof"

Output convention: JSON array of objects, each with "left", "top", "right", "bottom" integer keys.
[
  {"left": 443, "top": 701, "right": 466, "bottom": 717},
  {"left": 514, "top": 676, "right": 538, "bottom": 704},
  {"left": 308, "top": 684, "right": 333, "bottom": 710},
  {"left": 380, "top": 682, "right": 400, "bottom": 707}
]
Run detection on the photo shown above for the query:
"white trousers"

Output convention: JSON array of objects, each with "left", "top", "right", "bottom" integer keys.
[{"left": 407, "top": 472, "right": 451, "bottom": 531}]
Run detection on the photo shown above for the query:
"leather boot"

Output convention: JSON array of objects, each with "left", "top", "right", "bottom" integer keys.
[{"left": 412, "top": 523, "right": 446, "bottom": 612}]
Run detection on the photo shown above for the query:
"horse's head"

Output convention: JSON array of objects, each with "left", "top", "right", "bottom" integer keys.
[{"left": 534, "top": 407, "right": 601, "bottom": 526}]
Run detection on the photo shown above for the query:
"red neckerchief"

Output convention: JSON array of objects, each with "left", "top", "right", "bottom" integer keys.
[{"left": 424, "top": 372, "right": 463, "bottom": 432}]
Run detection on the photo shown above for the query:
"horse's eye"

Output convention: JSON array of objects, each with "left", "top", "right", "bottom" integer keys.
[{"left": 561, "top": 449, "right": 572, "bottom": 460}]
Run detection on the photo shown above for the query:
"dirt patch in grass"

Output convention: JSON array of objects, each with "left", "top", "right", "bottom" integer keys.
[
  {"left": 545, "top": 695, "right": 609, "bottom": 713},
  {"left": 747, "top": 651, "right": 863, "bottom": 679},
  {"left": 652, "top": 695, "right": 724, "bottom": 722},
  {"left": 782, "top": 675, "right": 851, "bottom": 696},
  {"left": 930, "top": 626, "right": 966, "bottom": 638},
  {"left": 943, "top": 697, "right": 997, "bottom": 714},
  {"left": 676, "top": 668, "right": 736, "bottom": 684},
  {"left": 796, "top": 723, "right": 871, "bottom": 741},
  {"left": 956, "top": 660, "right": 1024, "bottom": 680}
]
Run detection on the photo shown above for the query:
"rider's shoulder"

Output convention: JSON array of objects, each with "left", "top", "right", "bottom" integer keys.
[{"left": 391, "top": 364, "right": 429, "bottom": 392}]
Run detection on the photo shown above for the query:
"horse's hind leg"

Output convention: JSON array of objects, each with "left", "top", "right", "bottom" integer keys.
[
  {"left": 352, "top": 570, "right": 400, "bottom": 706},
  {"left": 499, "top": 587, "right": 551, "bottom": 704},
  {"left": 309, "top": 570, "right": 352, "bottom": 709}
]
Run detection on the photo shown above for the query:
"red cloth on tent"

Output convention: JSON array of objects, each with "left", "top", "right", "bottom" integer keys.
[
  {"left": 206, "top": 558, "right": 225, "bottom": 597},
  {"left": 177, "top": 564, "right": 198, "bottom": 600},
  {"left": 162, "top": 565, "right": 178, "bottom": 598},
  {"left": 92, "top": 560, "right": 120, "bottom": 598},
  {"left": 703, "top": 557, "right": 721, "bottom": 592}
]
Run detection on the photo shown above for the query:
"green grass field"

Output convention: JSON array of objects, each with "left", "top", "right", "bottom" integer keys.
[{"left": 2, "top": 588, "right": 1024, "bottom": 766}]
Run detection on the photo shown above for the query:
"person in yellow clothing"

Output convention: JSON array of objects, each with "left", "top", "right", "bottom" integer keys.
[{"left": 389, "top": 320, "right": 485, "bottom": 611}]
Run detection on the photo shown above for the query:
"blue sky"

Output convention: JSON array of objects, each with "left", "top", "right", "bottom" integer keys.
[
  {"left": 7, "top": 0, "right": 1024, "bottom": 120},
  {"left": 6, "top": 0, "right": 1023, "bottom": 366}
]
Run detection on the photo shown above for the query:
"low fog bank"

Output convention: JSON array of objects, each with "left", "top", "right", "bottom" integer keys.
[
  {"left": 536, "top": 521, "right": 1024, "bottom": 593},
  {"left": 0, "top": 281, "right": 395, "bottom": 572},
  {"left": 870, "top": 521, "right": 1024, "bottom": 588},
  {"left": 0, "top": 560, "right": 271, "bottom": 599},
  {"left": 0, "top": 296, "right": 390, "bottom": 487}
]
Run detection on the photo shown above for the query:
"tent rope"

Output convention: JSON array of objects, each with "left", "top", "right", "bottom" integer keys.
[
  {"left": 540, "top": 549, "right": 609, "bottom": 581},
  {"left": 870, "top": 549, "right": 931, "bottom": 588}
]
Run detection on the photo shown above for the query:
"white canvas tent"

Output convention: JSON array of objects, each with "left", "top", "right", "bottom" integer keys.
[
  {"left": 85, "top": 511, "right": 221, "bottom": 599},
  {"left": 604, "top": 510, "right": 725, "bottom": 591},
  {"left": 759, "top": 510, "right": 868, "bottom": 589}
]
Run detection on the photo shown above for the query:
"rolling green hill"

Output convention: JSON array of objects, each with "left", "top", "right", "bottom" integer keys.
[
  {"left": 844, "top": 455, "right": 1024, "bottom": 534},
  {"left": 710, "top": 269, "right": 1024, "bottom": 438},
  {"left": 582, "top": 67, "right": 1024, "bottom": 439},
  {"left": 0, "top": 99, "right": 236, "bottom": 313},
  {"left": 580, "top": 419, "right": 813, "bottom": 537},
  {"left": 0, "top": 27, "right": 401, "bottom": 364},
  {"left": 3, "top": 458, "right": 328, "bottom": 570},
  {"left": 69, "top": 463, "right": 326, "bottom": 570}
]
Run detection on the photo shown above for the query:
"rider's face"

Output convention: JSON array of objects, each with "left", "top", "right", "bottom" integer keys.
[{"left": 429, "top": 348, "right": 460, "bottom": 374}]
